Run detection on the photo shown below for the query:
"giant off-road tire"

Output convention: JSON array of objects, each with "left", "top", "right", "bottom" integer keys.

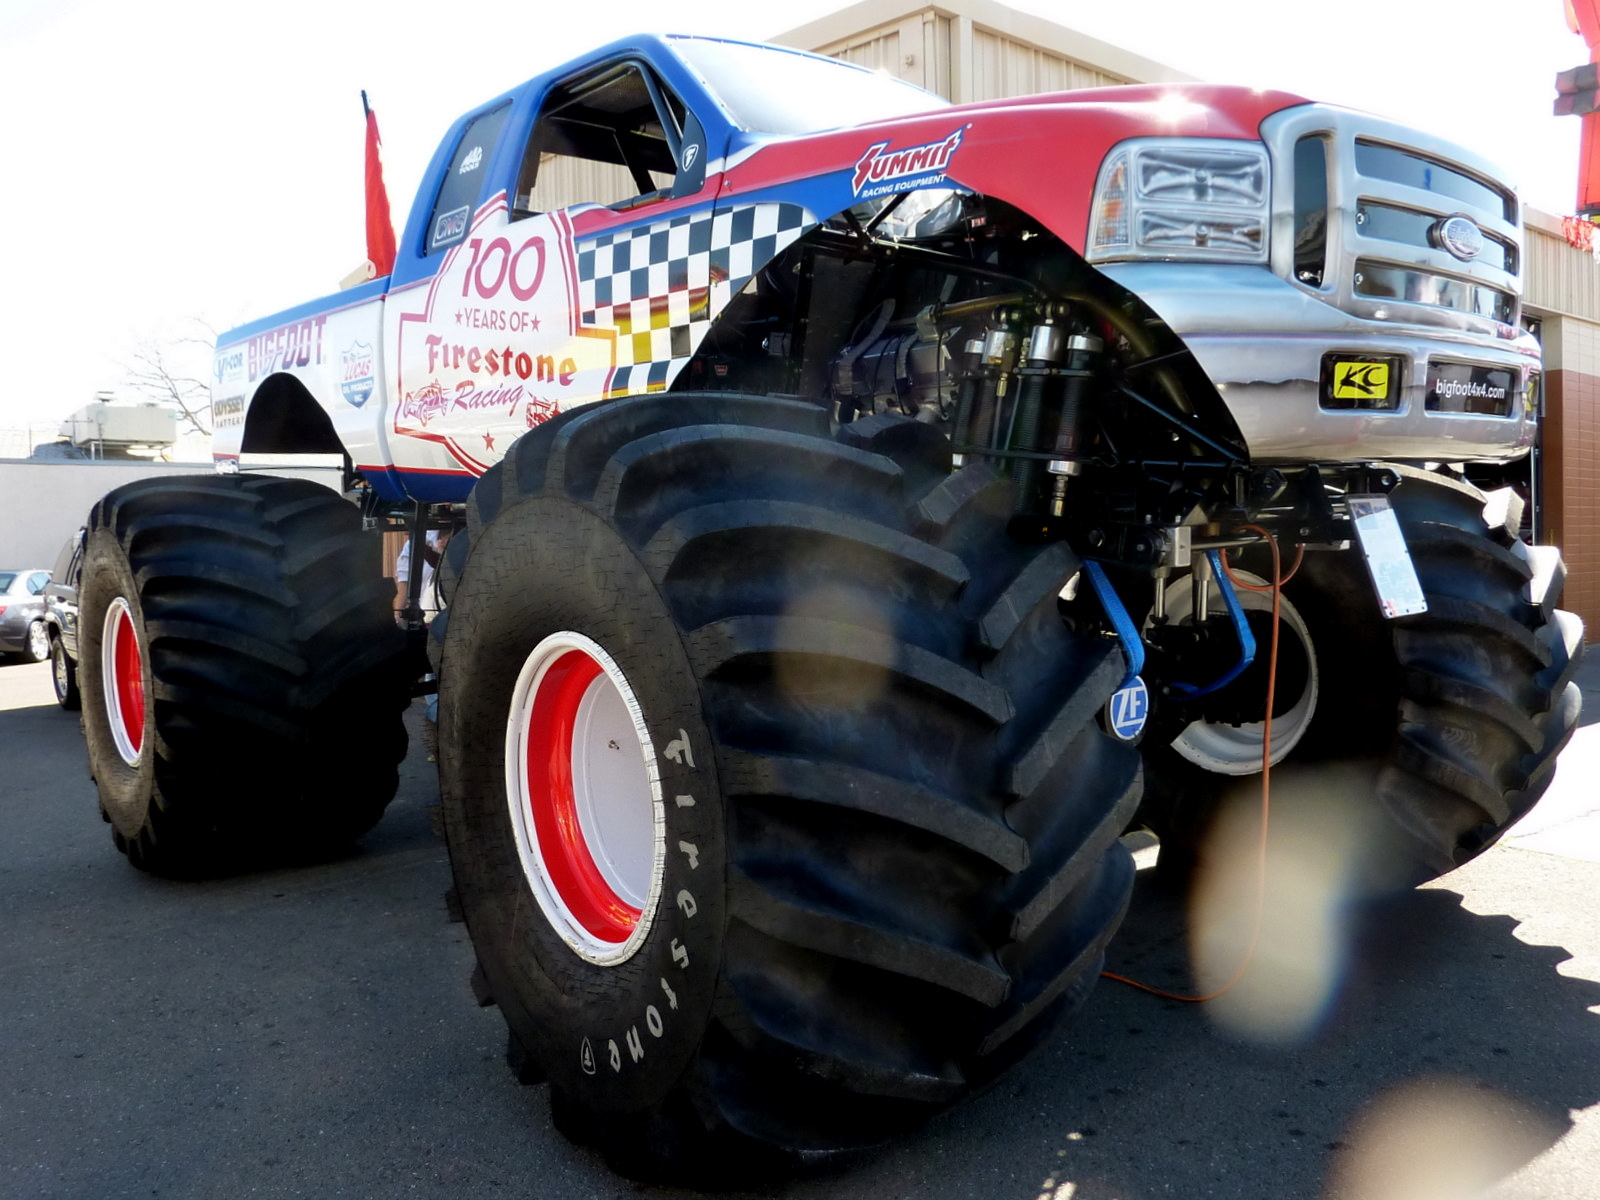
[
  {"left": 1144, "top": 464, "right": 1583, "bottom": 891},
  {"left": 78, "top": 475, "right": 411, "bottom": 874},
  {"left": 438, "top": 395, "right": 1140, "bottom": 1183}
]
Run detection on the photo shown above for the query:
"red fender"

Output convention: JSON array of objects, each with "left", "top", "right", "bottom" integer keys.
[{"left": 720, "top": 83, "right": 1309, "bottom": 252}]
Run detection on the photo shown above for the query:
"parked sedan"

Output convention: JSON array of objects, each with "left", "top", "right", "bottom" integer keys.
[{"left": 0, "top": 568, "right": 52, "bottom": 664}]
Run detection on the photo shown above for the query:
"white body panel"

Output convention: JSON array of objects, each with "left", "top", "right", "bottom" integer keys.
[
  {"left": 212, "top": 295, "right": 389, "bottom": 469},
  {"left": 380, "top": 198, "right": 616, "bottom": 480}
]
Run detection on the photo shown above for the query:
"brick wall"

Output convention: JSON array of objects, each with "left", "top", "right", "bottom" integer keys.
[
  {"left": 1539, "top": 314, "right": 1600, "bottom": 634},
  {"left": 1543, "top": 368, "right": 1600, "bottom": 632}
]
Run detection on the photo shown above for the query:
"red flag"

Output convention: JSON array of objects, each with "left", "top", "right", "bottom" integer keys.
[
  {"left": 1563, "top": 1, "right": 1600, "bottom": 214},
  {"left": 363, "top": 91, "right": 397, "bottom": 277}
]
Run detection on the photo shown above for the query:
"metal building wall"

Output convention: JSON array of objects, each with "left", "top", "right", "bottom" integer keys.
[
  {"left": 776, "top": 0, "right": 1190, "bottom": 102},
  {"left": 1524, "top": 209, "right": 1600, "bottom": 628}
]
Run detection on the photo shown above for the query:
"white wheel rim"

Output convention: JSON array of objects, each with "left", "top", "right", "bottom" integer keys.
[
  {"left": 28, "top": 621, "right": 48, "bottom": 661},
  {"left": 101, "top": 598, "right": 146, "bottom": 766},
  {"left": 1161, "top": 570, "right": 1319, "bottom": 776},
  {"left": 504, "top": 632, "right": 665, "bottom": 965},
  {"left": 53, "top": 640, "right": 69, "bottom": 695}
]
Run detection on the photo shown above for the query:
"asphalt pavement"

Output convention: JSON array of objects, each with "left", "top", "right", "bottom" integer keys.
[{"left": 2, "top": 653, "right": 1597, "bottom": 1200}]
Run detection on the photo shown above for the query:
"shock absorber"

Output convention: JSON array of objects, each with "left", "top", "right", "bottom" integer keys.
[
  {"left": 949, "top": 337, "right": 985, "bottom": 464},
  {"left": 1046, "top": 331, "right": 1103, "bottom": 517},
  {"left": 966, "top": 326, "right": 1017, "bottom": 455},
  {"left": 1008, "top": 316, "right": 1067, "bottom": 504}
]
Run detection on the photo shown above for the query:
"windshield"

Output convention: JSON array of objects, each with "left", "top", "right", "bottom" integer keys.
[{"left": 670, "top": 37, "right": 947, "bottom": 136}]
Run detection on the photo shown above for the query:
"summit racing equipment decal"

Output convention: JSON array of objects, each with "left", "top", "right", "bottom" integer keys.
[{"left": 851, "top": 127, "right": 967, "bottom": 199}]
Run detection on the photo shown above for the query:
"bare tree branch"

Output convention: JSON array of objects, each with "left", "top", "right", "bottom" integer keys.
[{"left": 123, "top": 319, "right": 217, "bottom": 438}]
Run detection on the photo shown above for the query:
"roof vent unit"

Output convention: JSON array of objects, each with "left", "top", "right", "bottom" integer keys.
[{"left": 59, "top": 402, "right": 179, "bottom": 449}]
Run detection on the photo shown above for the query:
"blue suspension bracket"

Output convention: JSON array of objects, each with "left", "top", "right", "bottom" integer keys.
[
  {"left": 1082, "top": 560, "right": 1144, "bottom": 689},
  {"left": 1168, "top": 549, "right": 1256, "bottom": 700}
]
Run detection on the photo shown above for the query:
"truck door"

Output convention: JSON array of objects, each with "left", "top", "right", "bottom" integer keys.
[{"left": 380, "top": 56, "right": 725, "bottom": 492}]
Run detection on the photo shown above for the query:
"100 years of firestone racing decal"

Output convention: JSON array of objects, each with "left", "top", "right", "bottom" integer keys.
[{"left": 391, "top": 197, "right": 615, "bottom": 474}]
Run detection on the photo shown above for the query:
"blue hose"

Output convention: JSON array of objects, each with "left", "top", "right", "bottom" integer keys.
[{"left": 1168, "top": 550, "right": 1256, "bottom": 700}]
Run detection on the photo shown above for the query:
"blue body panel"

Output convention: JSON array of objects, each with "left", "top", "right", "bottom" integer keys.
[{"left": 223, "top": 35, "right": 930, "bottom": 505}]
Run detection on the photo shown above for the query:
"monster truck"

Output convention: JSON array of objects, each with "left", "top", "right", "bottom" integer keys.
[{"left": 77, "top": 34, "right": 1581, "bottom": 1180}]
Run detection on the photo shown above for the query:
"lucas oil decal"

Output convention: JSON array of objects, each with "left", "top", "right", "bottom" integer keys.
[
  {"left": 852, "top": 127, "right": 966, "bottom": 199},
  {"left": 392, "top": 198, "right": 614, "bottom": 473},
  {"left": 340, "top": 341, "right": 376, "bottom": 408}
]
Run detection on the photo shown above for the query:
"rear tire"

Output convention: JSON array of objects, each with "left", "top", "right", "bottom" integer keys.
[
  {"left": 440, "top": 396, "right": 1140, "bottom": 1182},
  {"left": 51, "top": 633, "right": 80, "bottom": 710},
  {"left": 78, "top": 475, "right": 411, "bottom": 874},
  {"left": 1142, "top": 465, "right": 1583, "bottom": 890}
]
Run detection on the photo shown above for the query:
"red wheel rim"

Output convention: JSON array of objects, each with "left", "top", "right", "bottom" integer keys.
[
  {"left": 102, "top": 598, "right": 146, "bottom": 765},
  {"left": 527, "top": 650, "right": 638, "bottom": 941},
  {"left": 506, "top": 633, "right": 663, "bottom": 963}
]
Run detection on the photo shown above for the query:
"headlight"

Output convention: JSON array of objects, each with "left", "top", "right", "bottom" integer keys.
[{"left": 1087, "top": 139, "right": 1270, "bottom": 264}]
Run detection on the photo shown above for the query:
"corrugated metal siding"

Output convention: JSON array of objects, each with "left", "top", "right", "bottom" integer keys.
[
  {"left": 925, "top": 14, "right": 952, "bottom": 97},
  {"left": 829, "top": 27, "right": 903, "bottom": 72},
  {"left": 811, "top": 13, "right": 952, "bottom": 95},
  {"left": 1526, "top": 225, "right": 1600, "bottom": 322},
  {"left": 969, "top": 28, "right": 1130, "bottom": 100},
  {"left": 522, "top": 155, "right": 671, "bottom": 214},
  {"left": 813, "top": 14, "right": 1126, "bottom": 103}
]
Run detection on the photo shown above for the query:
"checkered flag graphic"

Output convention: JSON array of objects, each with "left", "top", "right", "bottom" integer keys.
[{"left": 575, "top": 201, "right": 812, "bottom": 397}]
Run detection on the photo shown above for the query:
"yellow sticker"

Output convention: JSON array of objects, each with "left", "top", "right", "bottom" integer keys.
[{"left": 1332, "top": 361, "right": 1390, "bottom": 400}]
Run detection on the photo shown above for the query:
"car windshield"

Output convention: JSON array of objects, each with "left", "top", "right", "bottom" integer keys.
[
  {"left": 670, "top": 37, "right": 947, "bottom": 135},
  {"left": 0, "top": 572, "right": 15, "bottom": 592}
]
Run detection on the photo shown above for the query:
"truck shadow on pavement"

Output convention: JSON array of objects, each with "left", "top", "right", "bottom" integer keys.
[{"left": 775, "top": 865, "right": 1600, "bottom": 1200}]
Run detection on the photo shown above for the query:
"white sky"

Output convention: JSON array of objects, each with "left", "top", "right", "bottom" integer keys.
[{"left": 0, "top": 0, "right": 1586, "bottom": 431}]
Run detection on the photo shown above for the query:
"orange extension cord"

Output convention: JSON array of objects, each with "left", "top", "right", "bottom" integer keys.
[{"left": 1101, "top": 525, "right": 1283, "bottom": 1003}]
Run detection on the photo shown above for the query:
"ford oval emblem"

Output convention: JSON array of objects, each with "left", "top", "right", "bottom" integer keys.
[{"left": 1434, "top": 215, "right": 1484, "bottom": 262}]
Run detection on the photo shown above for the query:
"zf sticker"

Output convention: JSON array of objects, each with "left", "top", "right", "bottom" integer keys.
[{"left": 1106, "top": 677, "right": 1150, "bottom": 742}]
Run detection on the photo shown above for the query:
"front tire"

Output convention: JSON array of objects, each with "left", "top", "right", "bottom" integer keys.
[
  {"left": 50, "top": 633, "right": 80, "bottom": 710},
  {"left": 1142, "top": 466, "right": 1583, "bottom": 890},
  {"left": 78, "top": 475, "right": 411, "bottom": 874},
  {"left": 440, "top": 396, "right": 1140, "bottom": 1181},
  {"left": 1294, "top": 467, "right": 1583, "bottom": 885}
]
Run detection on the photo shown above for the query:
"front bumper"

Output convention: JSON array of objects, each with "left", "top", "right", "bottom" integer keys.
[{"left": 1101, "top": 262, "right": 1537, "bottom": 464}]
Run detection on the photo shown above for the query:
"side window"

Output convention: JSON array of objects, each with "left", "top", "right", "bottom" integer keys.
[
  {"left": 427, "top": 102, "right": 513, "bottom": 255},
  {"left": 50, "top": 536, "right": 78, "bottom": 583},
  {"left": 514, "top": 62, "right": 684, "bottom": 215},
  {"left": 28, "top": 571, "right": 49, "bottom": 594}
]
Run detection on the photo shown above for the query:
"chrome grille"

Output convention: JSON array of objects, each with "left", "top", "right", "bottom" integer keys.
[{"left": 1261, "top": 105, "right": 1523, "bottom": 337}]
